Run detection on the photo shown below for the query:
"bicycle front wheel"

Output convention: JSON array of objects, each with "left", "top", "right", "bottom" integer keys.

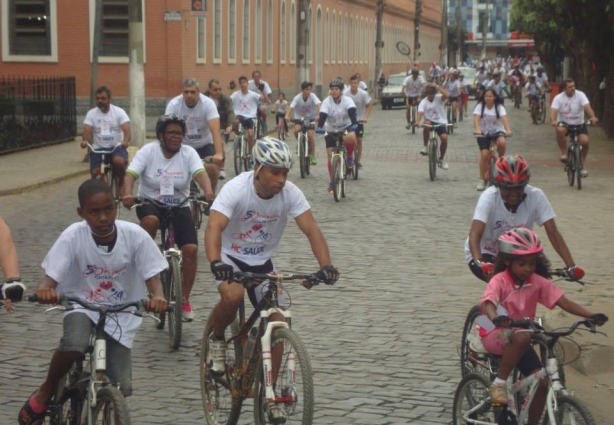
[
  {"left": 242, "top": 137, "right": 250, "bottom": 172},
  {"left": 298, "top": 134, "right": 307, "bottom": 179},
  {"left": 452, "top": 373, "right": 496, "bottom": 425},
  {"left": 544, "top": 395, "right": 596, "bottom": 425},
  {"left": 200, "top": 313, "right": 243, "bottom": 425},
  {"left": 575, "top": 146, "right": 582, "bottom": 190},
  {"left": 167, "top": 255, "right": 183, "bottom": 349},
  {"left": 540, "top": 99, "right": 547, "bottom": 123},
  {"left": 191, "top": 197, "right": 203, "bottom": 230},
  {"left": 234, "top": 138, "right": 242, "bottom": 176},
  {"left": 487, "top": 153, "right": 497, "bottom": 187},
  {"left": 51, "top": 370, "right": 83, "bottom": 425},
  {"left": 331, "top": 155, "right": 342, "bottom": 202},
  {"left": 566, "top": 146, "right": 575, "bottom": 187},
  {"left": 91, "top": 386, "right": 131, "bottom": 425},
  {"left": 428, "top": 139, "right": 437, "bottom": 181},
  {"left": 253, "top": 328, "right": 314, "bottom": 425}
]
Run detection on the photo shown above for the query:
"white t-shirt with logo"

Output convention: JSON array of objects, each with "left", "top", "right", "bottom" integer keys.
[
  {"left": 402, "top": 75, "right": 425, "bottom": 97},
  {"left": 320, "top": 95, "right": 357, "bottom": 132},
  {"left": 274, "top": 99, "right": 289, "bottom": 114},
  {"left": 211, "top": 171, "right": 311, "bottom": 265},
  {"left": 418, "top": 94, "right": 447, "bottom": 124},
  {"left": 42, "top": 220, "right": 167, "bottom": 348},
  {"left": 445, "top": 79, "right": 461, "bottom": 97},
  {"left": 535, "top": 73, "right": 549, "bottom": 87},
  {"left": 551, "top": 90, "right": 590, "bottom": 125},
  {"left": 83, "top": 105, "right": 130, "bottom": 149},
  {"left": 486, "top": 80, "right": 507, "bottom": 98},
  {"left": 230, "top": 90, "right": 262, "bottom": 119},
  {"left": 525, "top": 82, "right": 543, "bottom": 97},
  {"left": 248, "top": 79, "right": 273, "bottom": 97},
  {"left": 165, "top": 94, "right": 219, "bottom": 149},
  {"left": 463, "top": 185, "right": 556, "bottom": 263},
  {"left": 127, "top": 141, "right": 204, "bottom": 205},
  {"left": 475, "top": 71, "right": 489, "bottom": 85},
  {"left": 473, "top": 103, "right": 507, "bottom": 134},
  {"left": 343, "top": 88, "right": 372, "bottom": 121},
  {"left": 290, "top": 93, "right": 321, "bottom": 120}
]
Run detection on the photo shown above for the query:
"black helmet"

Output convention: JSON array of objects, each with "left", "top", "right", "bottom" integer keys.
[
  {"left": 329, "top": 78, "right": 344, "bottom": 89},
  {"left": 156, "top": 114, "right": 186, "bottom": 136},
  {"left": 536, "top": 66, "right": 545, "bottom": 73},
  {"left": 425, "top": 86, "right": 437, "bottom": 94}
]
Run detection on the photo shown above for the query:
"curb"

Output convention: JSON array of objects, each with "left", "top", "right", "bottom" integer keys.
[{"left": 0, "top": 169, "right": 90, "bottom": 197}]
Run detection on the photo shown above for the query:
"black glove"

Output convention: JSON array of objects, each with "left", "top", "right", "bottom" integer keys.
[
  {"left": 1, "top": 279, "right": 26, "bottom": 302},
  {"left": 492, "top": 315, "right": 511, "bottom": 327},
  {"left": 590, "top": 313, "right": 609, "bottom": 325},
  {"left": 210, "top": 260, "right": 234, "bottom": 282},
  {"left": 258, "top": 83, "right": 265, "bottom": 92},
  {"left": 320, "top": 265, "right": 339, "bottom": 285}
]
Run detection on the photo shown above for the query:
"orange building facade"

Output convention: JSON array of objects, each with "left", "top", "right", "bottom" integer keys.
[{"left": 0, "top": 0, "right": 442, "bottom": 110}]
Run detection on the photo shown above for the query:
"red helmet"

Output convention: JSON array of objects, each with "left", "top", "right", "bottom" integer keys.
[
  {"left": 498, "top": 227, "right": 543, "bottom": 256},
  {"left": 494, "top": 155, "right": 530, "bottom": 188}
]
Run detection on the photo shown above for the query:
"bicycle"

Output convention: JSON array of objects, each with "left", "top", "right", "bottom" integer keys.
[
  {"left": 233, "top": 120, "right": 252, "bottom": 176},
  {"left": 539, "top": 91, "right": 549, "bottom": 124},
  {"left": 86, "top": 143, "right": 123, "bottom": 218},
  {"left": 326, "top": 130, "right": 355, "bottom": 201},
  {"left": 133, "top": 198, "right": 198, "bottom": 349},
  {"left": 559, "top": 121, "right": 588, "bottom": 190},
  {"left": 476, "top": 131, "right": 508, "bottom": 188},
  {"left": 445, "top": 102, "right": 455, "bottom": 134},
  {"left": 273, "top": 112, "right": 287, "bottom": 141},
  {"left": 27, "top": 294, "right": 172, "bottom": 425},
  {"left": 200, "top": 270, "right": 326, "bottom": 425},
  {"left": 513, "top": 86, "right": 522, "bottom": 109},
  {"left": 189, "top": 158, "right": 215, "bottom": 230},
  {"left": 453, "top": 318, "right": 602, "bottom": 425},
  {"left": 294, "top": 118, "right": 314, "bottom": 179},
  {"left": 406, "top": 99, "right": 418, "bottom": 134},
  {"left": 421, "top": 123, "right": 451, "bottom": 182}
]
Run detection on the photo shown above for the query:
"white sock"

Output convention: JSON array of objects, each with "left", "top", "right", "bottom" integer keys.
[{"left": 494, "top": 378, "right": 507, "bottom": 385}]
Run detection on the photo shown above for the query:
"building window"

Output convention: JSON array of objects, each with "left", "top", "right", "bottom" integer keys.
[
  {"left": 344, "top": 14, "right": 348, "bottom": 64},
  {"left": 5, "top": 0, "right": 51, "bottom": 57},
  {"left": 290, "top": 1, "right": 295, "bottom": 64},
  {"left": 197, "top": 16, "right": 206, "bottom": 62},
  {"left": 307, "top": 5, "right": 312, "bottom": 64},
  {"left": 280, "top": 1, "right": 286, "bottom": 63},
  {"left": 324, "top": 9, "right": 328, "bottom": 64},
  {"left": 99, "top": 0, "right": 129, "bottom": 57},
  {"left": 242, "top": 0, "right": 250, "bottom": 62},
  {"left": 266, "top": 0, "right": 273, "bottom": 63},
  {"left": 478, "top": 10, "right": 491, "bottom": 35},
  {"left": 331, "top": 11, "right": 335, "bottom": 64},
  {"left": 228, "top": 0, "right": 236, "bottom": 62},
  {"left": 213, "top": 0, "right": 222, "bottom": 62},
  {"left": 255, "top": 0, "right": 262, "bottom": 63}
]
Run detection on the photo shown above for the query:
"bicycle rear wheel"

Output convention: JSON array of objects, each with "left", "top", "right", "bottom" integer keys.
[
  {"left": 544, "top": 394, "right": 596, "bottom": 425},
  {"left": 452, "top": 373, "right": 496, "bottom": 425},
  {"left": 242, "top": 138, "right": 250, "bottom": 172},
  {"left": 566, "top": 146, "right": 575, "bottom": 187},
  {"left": 460, "top": 305, "right": 489, "bottom": 379},
  {"left": 234, "top": 137, "right": 243, "bottom": 176},
  {"left": 331, "top": 155, "right": 342, "bottom": 202},
  {"left": 298, "top": 134, "right": 307, "bottom": 179},
  {"left": 253, "top": 328, "right": 314, "bottom": 425},
  {"left": 167, "top": 255, "right": 183, "bottom": 349},
  {"left": 91, "top": 386, "right": 131, "bottom": 425},
  {"left": 428, "top": 139, "right": 437, "bottom": 181},
  {"left": 487, "top": 153, "right": 497, "bottom": 187},
  {"left": 575, "top": 146, "right": 582, "bottom": 190},
  {"left": 200, "top": 312, "right": 243, "bottom": 425}
]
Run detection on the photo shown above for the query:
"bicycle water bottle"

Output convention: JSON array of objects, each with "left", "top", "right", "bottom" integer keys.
[{"left": 245, "top": 327, "right": 259, "bottom": 359}]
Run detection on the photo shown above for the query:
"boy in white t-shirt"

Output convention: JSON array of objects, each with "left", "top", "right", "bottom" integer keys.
[
  {"left": 415, "top": 83, "right": 451, "bottom": 170},
  {"left": 272, "top": 93, "right": 289, "bottom": 136},
  {"left": 18, "top": 179, "right": 167, "bottom": 425}
]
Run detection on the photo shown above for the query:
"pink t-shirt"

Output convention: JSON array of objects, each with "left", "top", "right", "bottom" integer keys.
[{"left": 481, "top": 270, "right": 564, "bottom": 320}]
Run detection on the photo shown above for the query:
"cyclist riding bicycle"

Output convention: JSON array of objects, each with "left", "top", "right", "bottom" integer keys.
[
  {"left": 249, "top": 70, "right": 273, "bottom": 132},
  {"left": 343, "top": 74, "right": 373, "bottom": 169},
  {"left": 474, "top": 66, "right": 489, "bottom": 98},
  {"left": 458, "top": 73, "right": 469, "bottom": 116},
  {"left": 402, "top": 68, "right": 426, "bottom": 129},
  {"left": 465, "top": 155, "right": 580, "bottom": 283},
  {"left": 316, "top": 78, "right": 359, "bottom": 193},
  {"left": 122, "top": 114, "right": 216, "bottom": 322},
  {"left": 485, "top": 70, "right": 511, "bottom": 105},
  {"left": 550, "top": 78, "right": 599, "bottom": 177},
  {"left": 534, "top": 66, "right": 551, "bottom": 92},
  {"left": 81, "top": 86, "right": 131, "bottom": 194},
  {"left": 473, "top": 88, "right": 512, "bottom": 191},
  {"left": 272, "top": 92, "right": 289, "bottom": 136},
  {"left": 479, "top": 227, "right": 607, "bottom": 423},
  {"left": 429, "top": 62, "right": 442, "bottom": 83},
  {"left": 231, "top": 75, "right": 271, "bottom": 156},
  {"left": 285, "top": 81, "right": 322, "bottom": 166},
  {"left": 414, "top": 83, "right": 451, "bottom": 170},
  {"left": 0, "top": 216, "right": 26, "bottom": 311},
  {"left": 204, "top": 137, "right": 339, "bottom": 388},
  {"left": 442, "top": 70, "right": 461, "bottom": 125},
  {"left": 18, "top": 179, "right": 167, "bottom": 425},
  {"left": 204, "top": 78, "right": 236, "bottom": 180}
]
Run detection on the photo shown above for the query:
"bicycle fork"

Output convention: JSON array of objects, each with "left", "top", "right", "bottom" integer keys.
[{"left": 259, "top": 308, "right": 294, "bottom": 402}]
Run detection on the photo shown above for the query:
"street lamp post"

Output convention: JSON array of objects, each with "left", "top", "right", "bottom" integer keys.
[{"left": 481, "top": 0, "right": 489, "bottom": 60}]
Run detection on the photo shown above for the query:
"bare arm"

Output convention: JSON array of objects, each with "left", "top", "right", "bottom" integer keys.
[
  {"left": 584, "top": 103, "right": 598, "bottom": 124},
  {"left": 120, "top": 122, "right": 131, "bottom": 148},
  {"left": 34, "top": 275, "right": 60, "bottom": 304},
  {"left": 285, "top": 106, "right": 293, "bottom": 121},
  {"left": 438, "top": 86, "right": 450, "bottom": 101},
  {"left": 81, "top": 125, "right": 93, "bottom": 148},
  {"left": 550, "top": 107, "right": 559, "bottom": 126},
  {"left": 500, "top": 115, "right": 512, "bottom": 135},
  {"left": 207, "top": 118, "right": 224, "bottom": 163},
  {"left": 293, "top": 210, "right": 332, "bottom": 268},
  {"left": 468, "top": 219, "right": 487, "bottom": 262},
  {"left": 194, "top": 170, "right": 215, "bottom": 202},
  {"left": 473, "top": 113, "right": 481, "bottom": 134},
  {"left": 363, "top": 102, "right": 373, "bottom": 122},
  {"left": 204, "top": 211, "right": 230, "bottom": 263},
  {"left": 556, "top": 296, "right": 593, "bottom": 319},
  {"left": 145, "top": 275, "right": 167, "bottom": 313},
  {"left": 0, "top": 217, "right": 19, "bottom": 280},
  {"left": 543, "top": 218, "right": 575, "bottom": 268}
]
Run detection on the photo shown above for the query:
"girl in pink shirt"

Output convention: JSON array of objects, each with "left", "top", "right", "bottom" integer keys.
[{"left": 480, "top": 227, "right": 607, "bottom": 424}]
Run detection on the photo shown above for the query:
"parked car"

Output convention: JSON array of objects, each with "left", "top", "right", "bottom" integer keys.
[
  {"left": 380, "top": 71, "right": 427, "bottom": 110},
  {"left": 457, "top": 67, "right": 477, "bottom": 99}
]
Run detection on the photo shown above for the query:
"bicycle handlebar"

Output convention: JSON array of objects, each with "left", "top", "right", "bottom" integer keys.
[
  {"left": 28, "top": 294, "right": 174, "bottom": 314},
  {"left": 86, "top": 143, "right": 121, "bottom": 154},
  {"left": 474, "top": 131, "right": 510, "bottom": 139},
  {"left": 233, "top": 271, "right": 325, "bottom": 289},
  {"left": 511, "top": 318, "right": 599, "bottom": 337},
  {"left": 420, "top": 123, "right": 452, "bottom": 129}
]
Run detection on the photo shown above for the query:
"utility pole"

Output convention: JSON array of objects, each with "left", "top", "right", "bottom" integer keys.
[
  {"left": 455, "top": 0, "right": 462, "bottom": 66},
  {"left": 375, "top": 0, "right": 384, "bottom": 92},
  {"left": 441, "top": 0, "right": 448, "bottom": 66},
  {"left": 90, "top": 0, "right": 103, "bottom": 108},
  {"left": 413, "top": 0, "right": 422, "bottom": 64},
  {"left": 128, "top": 0, "right": 145, "bottom": 147},
  {"left": 296, "top": 0, "right": 309, "bottom": 93},
  {"left": 481, "top": 0, "right": 489, "bottom": 60}
]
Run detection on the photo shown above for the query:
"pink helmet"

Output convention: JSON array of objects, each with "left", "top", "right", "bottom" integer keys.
[{"left": 498, "top": 227, "right": 543, "bottom": 256}]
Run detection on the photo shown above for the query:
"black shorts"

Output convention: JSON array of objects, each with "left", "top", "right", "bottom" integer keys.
[
  {"left": 449, "top": 96, "right": 459, "bottom": 102},
  {"left": 516, "top": 346, "right": 543, "bottom": 377},
  {"left": 425, "top": 121, "right": 448, "bottom": 136},
  {"left": 325, "top": 127, "right": 352, "bottom": 149},
  {"left": 226, "top": 255, "right": 274, "bottom": 308},
  {"left": 406, "top": 96, "right": 419, "bottom": 105},
  {"left": 565, "top": 124, "right": 588, "bottom": 136},
  {"left": 236, "top": 115, "right": 255, "bottom": 130},
  {"left": 136, "top": 204, "right": 197, "bottom": 248},
  {"left": 477, "top": 136, "right": 504, "bottom": 151},
  {"left": 468, "top": 253, "right": 496, "bottom": 283},
  {"left": 195, "top": 144, "right": 215, "bottom": 159}
]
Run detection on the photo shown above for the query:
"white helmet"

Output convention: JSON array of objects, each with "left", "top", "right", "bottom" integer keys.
[{"left": 252, "top": 137, "right": 293, "bottom": 169}]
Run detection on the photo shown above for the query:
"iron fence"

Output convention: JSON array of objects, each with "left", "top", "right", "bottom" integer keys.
[{"left": 0, "top": 76, "right": 76, "bottom": 154}]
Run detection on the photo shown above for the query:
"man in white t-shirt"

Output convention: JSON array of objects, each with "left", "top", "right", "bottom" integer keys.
[
  {"left": 415, "top": 83, "right": 450, "bottom": 170},
  {"left": 204, "top": 137, "right": 339, "bottom": 396},
  {"left": 81, "top": 86, "right": 131, "bottom": 193},
  {"left": 315, "top": 78, "right": 359, "bottom": 193},
  {"left": 232, "top": 75, "right": 270, "bottom": 155},
  {"left": 443, "top": 70, "right": 462, "bottom": 125},
  {"left": 165, "top": 78, "right": 224, "bottom": 192},
  {"left": 356, "top": 72, "right": 369, "bottom": 92},
  {"left": 550, "top": 78, "right": 599, "bottom": 177},
  {"left": 18, "top": 179, "right": 167, "bottom": 425},
  {"left": 534, "top": 66, "right": 550, "bottom": 91},
  {"left": 402, "top": 68, "right": 426, "bottom": 129},
  {"left": 123, "top": 114, "right": 215, "bottom": 322},
  {"left": 344, "top": 74, "right": 372, "bottom": 169},
  {"left": 249, "top": 70, "right": 273, "bottom": 132},
  {"left": 286, "top": 81, "right": 322, "bottom": 165},
  {"left": 465, "top": 155, "right": 580, "bottom": 283}
]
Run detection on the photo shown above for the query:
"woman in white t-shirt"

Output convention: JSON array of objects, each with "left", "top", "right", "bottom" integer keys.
[
  {"left": 272, "top": 93, "right": 289, "bottom": 135},
  {"left": 473, "top": 88, "right": 513, "bottom": 191}
]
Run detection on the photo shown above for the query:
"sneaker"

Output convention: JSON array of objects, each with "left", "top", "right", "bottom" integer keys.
[
  {"left": 419, "top": 147, "right": 428, "bottom": 156},
  {"left": 311, "top": 156, "right": 317, "bottom": 165},
  {"left": 581, "top": 169, "right": 588, "bottom": 177},
  {"left": 440, "top": 161, "right": 449, "bottom": 170},
  {"left": 489, "top": 383, "right": 508, "bottom": 405},
  {"left": 182, "top": 300, "right": 194, "bottom": 322},
  {"left": 560, "top": 155, "right": 568, "bottom": 163},
  {"left": 266, "top": 404, "right": 288, "bottom": 424},
  {"left": 357, "top": 162, "right": 363, "bottom": 169},
  {"left": 207, "top": 336, "right": 228, "bottom": 376},
  {"left": 405, "top": 124, "right": 411, "bottom": 130},
  {"left": 476, "top": 180, "right": 486, "bottom": 191},
  {"left": 327, "top": 183, "right": 333, "bottom": 194},
  {"left": 347, "top": 157, "right": 355, "bottom": 167},
  {"left": 219, "top": 168, "right": 226, "bottom": 180}
]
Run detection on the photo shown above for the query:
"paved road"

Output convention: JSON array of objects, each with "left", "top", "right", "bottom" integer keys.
[{"left": 1, "top": 100, "right": 613, "bottom": 424}]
